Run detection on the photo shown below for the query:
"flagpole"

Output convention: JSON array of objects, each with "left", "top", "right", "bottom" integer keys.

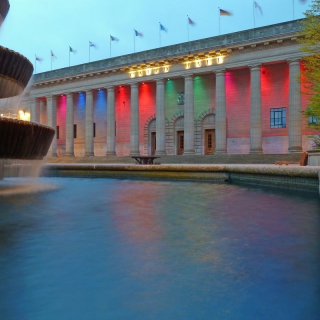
[
  {"left": 293, "top": 0, "right": 294, "bottom": 19},
  {"left": 218, "top": 8, "right": 221, "bottom": 35},
  {"left": 187, "top": 15, "right": 189, "bottom": 41},
  {"left": 89, "top": 42, "right": 90, "bottom": 62},
  {"left": 51, "top": 51, "right": 52, "bottom": 71},
  {"left": 159, "top": 23, "right": 161, "bottom": 47},
  {"left": 69, "top": 47, "right": 70, "bottom": 67},
  {"left": 134, "top": 31, "right": 135, "bottom": 53},
  {"left": 34, "top": 55, "right": 37, "bottom": 74},
  {"left": 253, "top": 1, "right": 256, "bottom": 28},
  {"left": 110, "top": 38, "right": 111, "bottom": 58}
]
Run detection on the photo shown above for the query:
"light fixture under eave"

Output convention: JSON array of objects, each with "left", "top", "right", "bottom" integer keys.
[
  {"left": 163, "top": 66, "right": 169, "bottom": 73},
  {"left": 138, "top": 70, "right": 143, "bottom": 77},
  {"left": 217, "top": 56, "right": 224, "bottom": 64},
  {"left": 129, "top": 71, "right": 135, "bottom": 78},
  {"left": 146, "top": 68, "right": 152, "bottom": 76},
  {"left": 195, "top": 60, "right": 201, "bottom": 68},
  {"left": 206, "top": 58, "right": 213, "bottom": 66},
  {"left": 154, "top": 67, "right": 160, "bottom": 74},
  {"left": 185, "top": 62, "right": 191, "bottom": 70}
]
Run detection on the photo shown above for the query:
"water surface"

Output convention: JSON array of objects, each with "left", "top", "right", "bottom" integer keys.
[{"left": 0, "top": 178, "right": 319, "bottom": 320}]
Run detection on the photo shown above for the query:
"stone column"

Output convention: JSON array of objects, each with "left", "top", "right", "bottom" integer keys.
[
  {"left": 106, "top": 86, "right": 116, "bottom": 155},
  {"left": 30, "top": 98, "right": 39, "bottom": 122},
  {"left": 39, "top": 99, "right": 46, "bottom": 124},
  {"left": 215, "top": 70, "right": 227, "bottom": 154},
  {"left": 183, "top": 74, "right": 195, "bottom": 155},
  {"left": 130, "top": 83, "right": 140, "bottom": 155},
  {"left": 250, "top": 65, "right": 263, "bottom": 153},
  {"left": 85, "top": 90, "right": 94, "bottom": 156},
  {"left": 46, "top": 95, "right": 57, "bottom": 157},
  {"left": 155, "top": 79, "right": 166, "bottom": 155},
  {"left": 65, "top": 93, "right": 74, "bottom": 156},
  {"left": 288, "top": 59, "right": 303, "bottom": 153}
]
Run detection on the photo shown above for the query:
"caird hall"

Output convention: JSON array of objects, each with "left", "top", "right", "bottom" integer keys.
[{"left": 22, "top": 19, "right": 313, "bottom": 158}]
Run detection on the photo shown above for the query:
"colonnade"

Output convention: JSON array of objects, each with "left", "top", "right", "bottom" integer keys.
[{"left": 31, "top": 59, "right": 302, "bottom": 157}]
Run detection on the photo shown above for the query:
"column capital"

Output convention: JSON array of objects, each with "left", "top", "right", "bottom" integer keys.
[
  {"left": 156, "top": 78, "right": 165, "bottom": 84},
  {"left": 183, "top": 73, "right": 194, "bottom": 79},
  {"left": 106, "top": 85, "right": 114, "bottom": 91},
  {"left": 130, "top": 82, "right": 139, "bottom": 88},
  {"left": 46, "top": 95, "right": 56, "bottom": 101},
  {"left": 287, "top": 59, "right": 301, "bottom": 66},
  {"left": 248, "top": 64, "right": 261, "bottom": 70},
  {"left": 213, "top": 68, "right": 226, "bottom": 75}
]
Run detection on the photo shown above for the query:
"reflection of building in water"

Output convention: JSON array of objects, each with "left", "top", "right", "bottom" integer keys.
[{"left": 23, "top": 20, "right": 313, "bottom": 157}]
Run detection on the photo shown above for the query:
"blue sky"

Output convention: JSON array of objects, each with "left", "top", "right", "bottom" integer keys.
[{"left": 0, "top": 0, "right": 310, "bottom": 74}]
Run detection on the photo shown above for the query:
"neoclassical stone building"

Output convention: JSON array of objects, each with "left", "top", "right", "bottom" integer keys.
[{"left": 22, "top": 19, "right": 313, "bottom": 157}]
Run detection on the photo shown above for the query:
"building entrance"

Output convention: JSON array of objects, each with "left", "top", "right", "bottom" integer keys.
[
  {"left": 205, "top": 129, "right": 215, "bottom": 154},
  {"left": 151, "top": 132, "right": 156, "bottom": 155},
  {"left": 177, "top": 131, "right": 184, "bottom": 155}
]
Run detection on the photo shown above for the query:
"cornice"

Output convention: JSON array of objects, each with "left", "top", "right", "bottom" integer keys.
[{"left": 31, "top": 20, "right": 304, "bottom": 88}]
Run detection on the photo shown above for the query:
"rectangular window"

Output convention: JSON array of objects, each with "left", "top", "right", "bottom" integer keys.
[
  {"left": 74, "top": 124, "right": 77, "bottom": 138},
  {"left": 56, "top": 126, "right": 59, "bottom": 139},
  {"left": 308, "top": 116, "right": 318, "bottom": 124},
  {"left": 270, "top": 108, "right": 286, "bottom": 128},
  {"left": 93, "top": 123, "right": 96, "bottom": 138}
]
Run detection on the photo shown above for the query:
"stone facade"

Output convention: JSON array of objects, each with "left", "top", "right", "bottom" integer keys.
[{"left": 22, "top": 19, "right": 315, "bottom": 157}]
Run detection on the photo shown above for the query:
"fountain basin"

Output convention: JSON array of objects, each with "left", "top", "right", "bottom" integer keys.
[{"left": 0, "top": 118, "right": 55, "bottom": 160}]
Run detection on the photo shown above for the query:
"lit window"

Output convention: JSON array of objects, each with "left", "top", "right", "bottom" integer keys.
[{"left": 270, "top": 108, "right": 286, "bottom": 128}]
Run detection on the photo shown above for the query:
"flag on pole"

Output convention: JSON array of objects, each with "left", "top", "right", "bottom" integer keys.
[
  {"left": 219, "top": 9, "right": 232, "bottom": 16},
  {"left": 89, "top": 41, "right": 96, "bottom": 62},
  {"left": 134, "top": 29, "right": 143, "bottom": 37},
  {"left": 254, "top": 1, "right": 263, "bottom": 15},
  {"left": 51, "top": 50, "right": 56, "bottom": 59},
  {"left": 69, "top": 46, "right": 77, "bottom": 54},
  {"left": 35, "top": 55, "right": 42, "bottom": 73},
  {"left": 188, "top": 16, "right": 195, "bottom": 25},
  {"left": 160, "top": 23, "right": 167, "bottom": 32},
  {"left": 110, "top": 35, "right": 119, "bottom": 41}
]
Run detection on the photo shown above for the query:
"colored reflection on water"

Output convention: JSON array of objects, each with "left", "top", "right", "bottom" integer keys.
[{"left": 0, "top": 178, "right": 319, "bottom": 320}]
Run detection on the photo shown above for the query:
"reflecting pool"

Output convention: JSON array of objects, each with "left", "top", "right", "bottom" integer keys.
[{"left": 0, "top": 178, "right": 319, "bottom": 320}]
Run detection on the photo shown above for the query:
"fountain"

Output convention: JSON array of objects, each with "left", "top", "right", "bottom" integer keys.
[{"left": 0, "top": 0, "right": 55, "bottom": 179}]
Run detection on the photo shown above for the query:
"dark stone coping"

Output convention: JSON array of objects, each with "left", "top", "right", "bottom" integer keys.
[{"left": 33, "top": 19, "right": 303, "bottom": 83}]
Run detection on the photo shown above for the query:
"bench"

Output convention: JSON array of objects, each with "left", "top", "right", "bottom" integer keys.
[{"left": 131, "top": 156, "right": 160, "bottom": 165}]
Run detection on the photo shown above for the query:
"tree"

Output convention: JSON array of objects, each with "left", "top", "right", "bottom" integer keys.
[{"left": 298, "top": 0, "right": 320, "bottom": 145}]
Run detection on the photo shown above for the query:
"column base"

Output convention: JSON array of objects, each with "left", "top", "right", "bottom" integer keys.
[
  {"left": 51, "top": 153, "right": 58, "bottom": 157},
  {"left": 155, "top": 150, "right": 167, "bottom": 156},
  {"left": 249, "top": 148, "right": 263, "bottom": 154},
  {"left": 183, "top": 149, "right": 195, "bottom": 155},
  {"left": 85, "top": 152, "right": 95, "bottom": 157},
  {"left": 106, "top": 151, "right": 116, "bottom": 156},
  {"left": 130, "top": 152, "right": 140, "bottom": 156},
  {"left": 65, "top": 153, "right": 75, "bottom": 157},
  {"left": 288, "top": 146, "right": 303, "bottom": 153}
]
